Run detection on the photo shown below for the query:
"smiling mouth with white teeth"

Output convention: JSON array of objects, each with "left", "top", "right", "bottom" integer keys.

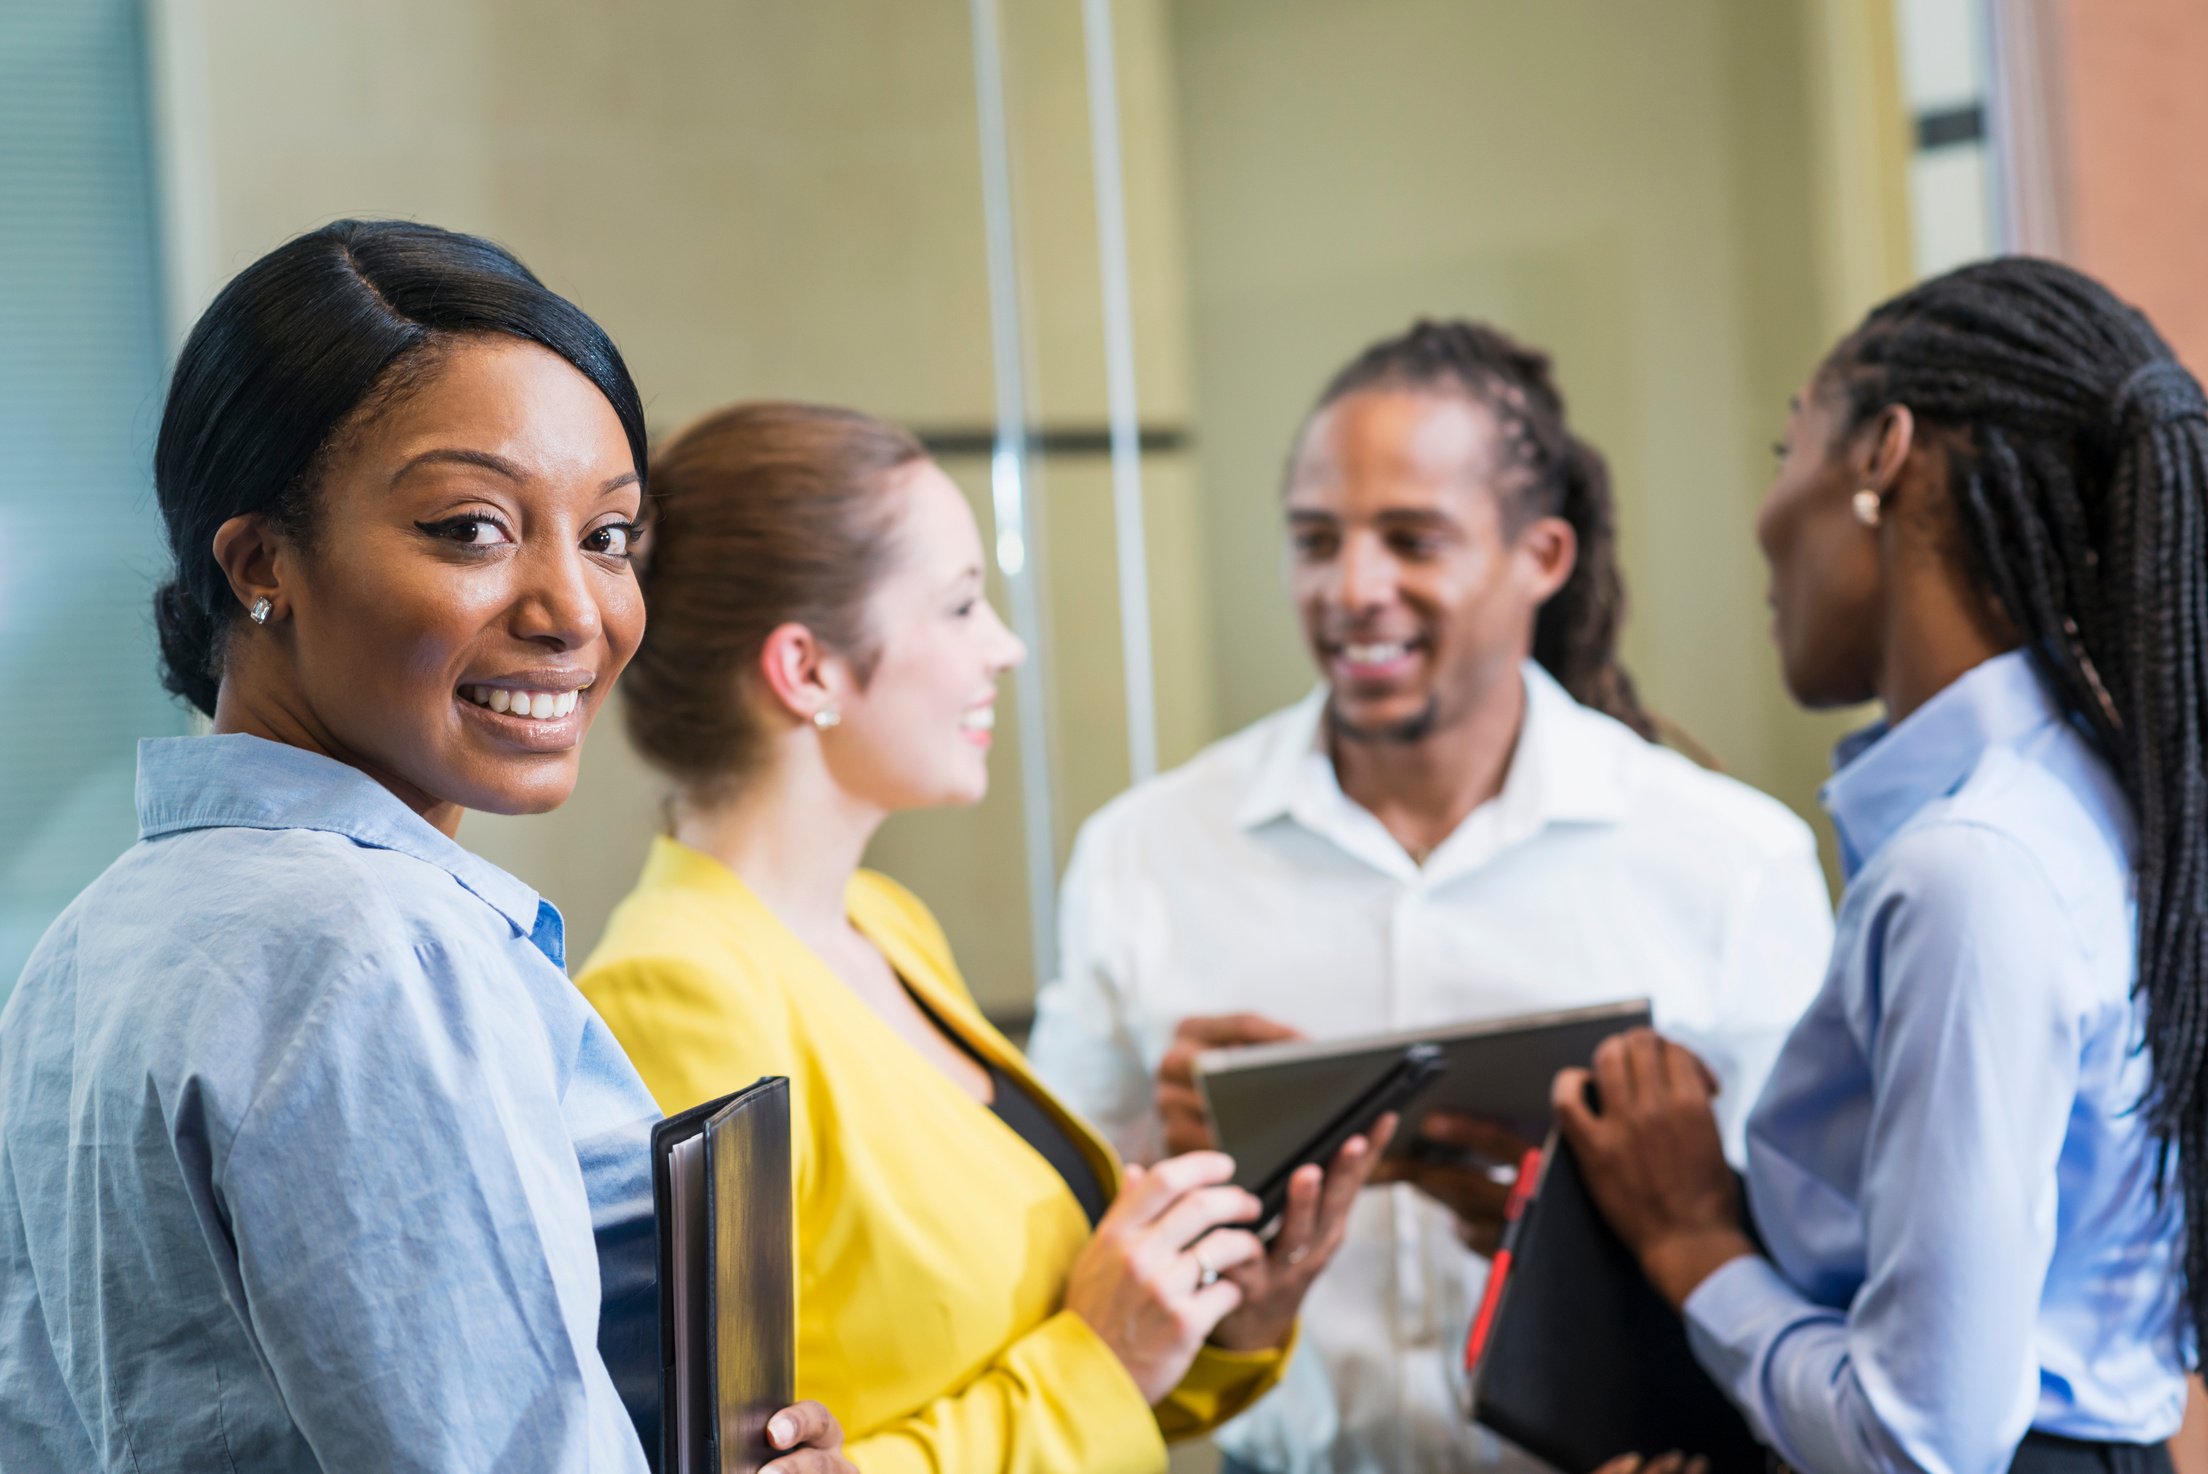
[
  {"left": 958, "top": 707, "right": 996, "bottom": 732},
  {"left": 1340, "top": 641, "right": 1413, "bottom": 663},
  {"left": 461, "top": 686, "right": 586, "bottom": 720}
]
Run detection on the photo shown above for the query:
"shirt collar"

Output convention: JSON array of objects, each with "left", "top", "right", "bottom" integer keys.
[
  {"left": 1820, "top": 648, "right": 2064, "bottom": 877},
  {"left": 135, "top": 733, "right": 563, "bottom": 962},
  {"left": 1234, "top": 661, "right": 1632, "bottom": 841}
]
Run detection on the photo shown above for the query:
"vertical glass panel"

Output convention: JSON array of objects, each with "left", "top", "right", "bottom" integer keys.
[{"left": 0, "top": 0, "right": 178, "bottom": 999}]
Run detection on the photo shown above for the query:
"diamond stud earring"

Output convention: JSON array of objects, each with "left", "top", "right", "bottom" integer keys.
[
  {"left": 1851, "top": 489, "right": 1884, "bottom": 528},
  {"left": 812, "top": 707, "right": 842, "bottom": 731},
  {"left": 249, "top": 596, "right": 274, "bottom": 625}
]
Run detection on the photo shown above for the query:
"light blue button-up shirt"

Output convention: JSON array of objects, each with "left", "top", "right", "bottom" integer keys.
[
  {"left": 1683, "top": 651, "right": 2187, "bottom": 1474},
  {"left": 0, "top": 735, "right": 664, "bottom": 1471}
]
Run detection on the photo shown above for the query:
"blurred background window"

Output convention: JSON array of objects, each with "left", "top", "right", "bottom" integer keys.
[
  {"left": 0, "top": 0, "right": 181, "bottom": 999},
  {"left": 10, "top": 0, "right": 2208, "bottom": 1042}
]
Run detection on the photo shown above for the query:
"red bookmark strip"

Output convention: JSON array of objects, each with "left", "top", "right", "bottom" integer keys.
[{"left": 1464, "top": 1146, "right": 1545, "bottom": 1375}]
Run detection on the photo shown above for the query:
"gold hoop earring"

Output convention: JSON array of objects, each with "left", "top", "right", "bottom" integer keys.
[{"left": 1851, "top": 489, "right": 1884, "bottom": 528}]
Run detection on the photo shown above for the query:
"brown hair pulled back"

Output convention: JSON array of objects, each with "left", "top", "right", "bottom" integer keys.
[
  {"left": 1306, "top": 318, "right": 1654, "bottom": 739},
  {"left": 624, "top": 401, "right": 925, "bottom": 794}
]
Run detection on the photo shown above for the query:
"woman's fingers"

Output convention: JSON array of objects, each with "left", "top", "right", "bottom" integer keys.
[
  {"left": 1315, "top": 1130, "right": 1378, "bottom": 1226},
  {"left": 1553, "top": 1066, "right": 1598, "bottom": 1147},
  {"left": 761, "top": 1452, "right": 856, "bottom": 1474},
  {"left": 1146, "top": 1183, "right": 1263, "bottom": 1263},
  {"left": 1591, "top": 1032, "right": 1634, "bottom": 1112},
  {"left": 1187, "top": 1269, "right": 1249, "bottom": 1328},
  {"left": 1190, "top": 1227, "right": 1266, "bottom": 1282},
  {"left": 1105, "top": 1150, "right": 1237, "bottom": 1229},
  {"left": 765, "top": 1401, "right": 842, "bottom": 1453},
  {"left": 1270, "top": 1162, "right": 1325, "bottom": 1258}
]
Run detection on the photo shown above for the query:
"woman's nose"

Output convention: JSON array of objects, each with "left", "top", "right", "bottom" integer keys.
[{"left": 513, "top": 545, "right": 602, "bottom": 650}]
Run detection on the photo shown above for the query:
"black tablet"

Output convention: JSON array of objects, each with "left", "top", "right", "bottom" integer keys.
[{"left": 1195, "top": 999, "right": 1650, "bottom": 1175}]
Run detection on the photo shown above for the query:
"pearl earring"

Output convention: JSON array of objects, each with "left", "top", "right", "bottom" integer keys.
[
  {"left": 249, "top": 596, "right": 274, "bottom": 625},
  {"left": 1851, "top": 489, "right": 1884, "bottom": 528},
  {"left": 812, "top": 707, "right": 841, "bottom": 731}
]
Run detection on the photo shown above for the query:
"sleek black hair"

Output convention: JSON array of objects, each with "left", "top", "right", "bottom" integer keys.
[
  {"left": 150, "top": 218, "right": 649, "bottom": 716},
  {"left": 1822, "top": 256, "right": 2208, "bottom": 1345},
  {"left": 1303, "top": 318, "right": 1655, "bottom": 739}
]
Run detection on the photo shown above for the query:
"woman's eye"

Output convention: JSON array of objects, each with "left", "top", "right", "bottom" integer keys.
[
  {"left": 585, "top": 521, "right": 641, "bottom": 558},
  {"left": 952, "top": 599, "right": 977, "bottom": 618},
  {"left": 417, "top": 515, "right": 510, "bottom": 547}
]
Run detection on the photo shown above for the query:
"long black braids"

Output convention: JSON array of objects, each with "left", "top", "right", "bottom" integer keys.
[
  {"left": 1823, "top": 256, "right": 2208, "bottom": 1345},
  {"left": 1309, "top": 318, "right": 1657, "bottom": 739}
]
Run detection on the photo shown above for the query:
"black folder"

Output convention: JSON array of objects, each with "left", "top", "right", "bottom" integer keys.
[
  {"left": 651, "top": 1078, "right": 795, "bottom": 1474},
  {"left": 1468, "top": 1132, "right": 1768, "bottom": 1474}
]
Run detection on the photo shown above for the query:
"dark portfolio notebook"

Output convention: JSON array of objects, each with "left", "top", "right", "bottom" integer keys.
[
  {"left": 651, "top": 1078, "right": 795, "bottom": 1474},
  {"left": 1466, "top": 1133, "right": 1768, "bottom": 1474}
]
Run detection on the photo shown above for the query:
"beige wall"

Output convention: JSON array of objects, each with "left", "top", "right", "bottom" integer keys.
[
  {"left": 149, "top": 0, "right": 1223, "bottom": 1013},
  {"left": 148, "top": 0, "right": 1911, "bottom": 1013},
  {"left": 1164, "top": 0, "right": 1907, "bottom": 856}
]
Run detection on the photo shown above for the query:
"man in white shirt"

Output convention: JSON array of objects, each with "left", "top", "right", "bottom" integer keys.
[{"left": 1026, "top": 319, "right": 1832, "bottom": 1474}]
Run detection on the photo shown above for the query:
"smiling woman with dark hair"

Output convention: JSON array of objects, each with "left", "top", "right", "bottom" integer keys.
[{"left": 0, "top": 221, "right": 849, "bottom": 1474}]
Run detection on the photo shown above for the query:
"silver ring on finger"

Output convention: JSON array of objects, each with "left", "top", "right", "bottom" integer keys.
[
  {"left": 1193, "top": 1239, "right": 1220, "bottom": 1288},
  {"left": 1286, "top": 1243, "right": 1310, "bottom": 1267}
]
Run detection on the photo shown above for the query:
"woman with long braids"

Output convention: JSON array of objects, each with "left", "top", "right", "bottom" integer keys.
[
  {"left": 1028, "top": 319, "right": 1833, "bottom": 1474},
  {"left": 1563, "top": 257, "right": 2196, "bottom": 1474}
]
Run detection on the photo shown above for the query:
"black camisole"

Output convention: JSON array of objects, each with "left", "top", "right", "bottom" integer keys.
[{"left": 906, "top": 987, "right": 1109, "bottom": 1227}]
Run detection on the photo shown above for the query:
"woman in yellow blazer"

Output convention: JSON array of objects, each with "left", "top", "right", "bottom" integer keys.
[{"left": 578, "top": 403, "right": 1384, "bottom": 1474}]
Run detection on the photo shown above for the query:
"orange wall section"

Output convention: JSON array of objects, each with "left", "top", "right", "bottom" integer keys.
[{"left": 2055, "top": 0, "right": 2208, "bottom": 372}]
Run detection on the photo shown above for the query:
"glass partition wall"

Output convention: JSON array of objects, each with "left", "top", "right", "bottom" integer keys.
[
  {"left": 135, "top": 0, "right": 1189, "bottom": 1022},
  {"left": 21, "top": 0, "right": 1929, "bottom": 1024}
]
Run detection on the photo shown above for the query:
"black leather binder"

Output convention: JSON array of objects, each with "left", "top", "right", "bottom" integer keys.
[
  {"left": 1468, "top": 1132, "right": 1768, "bottom": 1474},
  {"left": 651, "top": 1079, "right": 795, "bottom": 1474}
]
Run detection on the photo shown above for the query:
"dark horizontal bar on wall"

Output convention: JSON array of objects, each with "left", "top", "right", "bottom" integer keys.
[
  {"left": 914, "top": 424, "right": 1191, "bottom": 458},
  {"left": 1916, "top": 102, "right": 1987, "bottom": 151}
]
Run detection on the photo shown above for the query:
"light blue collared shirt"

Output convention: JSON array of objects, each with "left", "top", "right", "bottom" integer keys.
[
  {"left": 0, "top": 735, "right": 663, "bottom": 1471},
  {"left": 1683, "top": 651, "right": 2187, "bottom": 1474}
]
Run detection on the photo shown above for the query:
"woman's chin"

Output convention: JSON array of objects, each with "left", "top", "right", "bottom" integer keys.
[{"left": 447, "top": 758, "right": 585, "bottom": 818}]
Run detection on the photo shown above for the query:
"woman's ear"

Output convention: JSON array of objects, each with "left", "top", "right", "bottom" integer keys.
[
  {"left": 757, "top": 621, "right": 841, "bottom": 728},
  {"left": 210, "top": 514, "right": 288, "bottom": 624},
  {"left": 1861, "top": 403, "right": 1917, "bottom": 497}
]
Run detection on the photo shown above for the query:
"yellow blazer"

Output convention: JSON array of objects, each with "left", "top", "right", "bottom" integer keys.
[{"left": 576, "top": 836, "right": 1286, "bottom": 1474}]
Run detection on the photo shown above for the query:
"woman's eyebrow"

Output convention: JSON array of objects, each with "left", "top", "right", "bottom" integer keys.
[{"left": 390, "top": 447, "right": 523, "bottom": 486}]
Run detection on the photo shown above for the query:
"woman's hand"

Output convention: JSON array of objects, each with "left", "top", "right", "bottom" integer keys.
[
  {"left": 1553, "top": 1029, "right": 1755, "bottom": 1309},
  {"left": 1210, "top": 1114, "right": 1397, "bottom": 1352},
  {"left": 1064, "top": 1151, "right": 1268, "bottom": 1402},
  {"left": 1594, "top": 1452, "right": 1708, "bottom": 1474},
  {"left": 761, "top": 1401, "right": 855, "bottom": 1474}
]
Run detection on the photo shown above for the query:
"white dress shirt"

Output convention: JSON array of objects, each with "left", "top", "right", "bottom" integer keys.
[{"left": 1026, "top": 664, "right": 1834, "bottom": 1474}]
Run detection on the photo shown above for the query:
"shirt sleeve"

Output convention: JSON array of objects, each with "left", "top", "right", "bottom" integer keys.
[
  {"left": 1683, "top": 822, "right": 2087, "bottom": 1474},
  {"left": 221, "top": 940, "right": 649, "bottom": 1474},
  {"left": 1027, "top": 823, "right": 1167, "bottom": 1164},
  {"left": 1699, "top": 835, "right": 1835, "bottom": 1161}
]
